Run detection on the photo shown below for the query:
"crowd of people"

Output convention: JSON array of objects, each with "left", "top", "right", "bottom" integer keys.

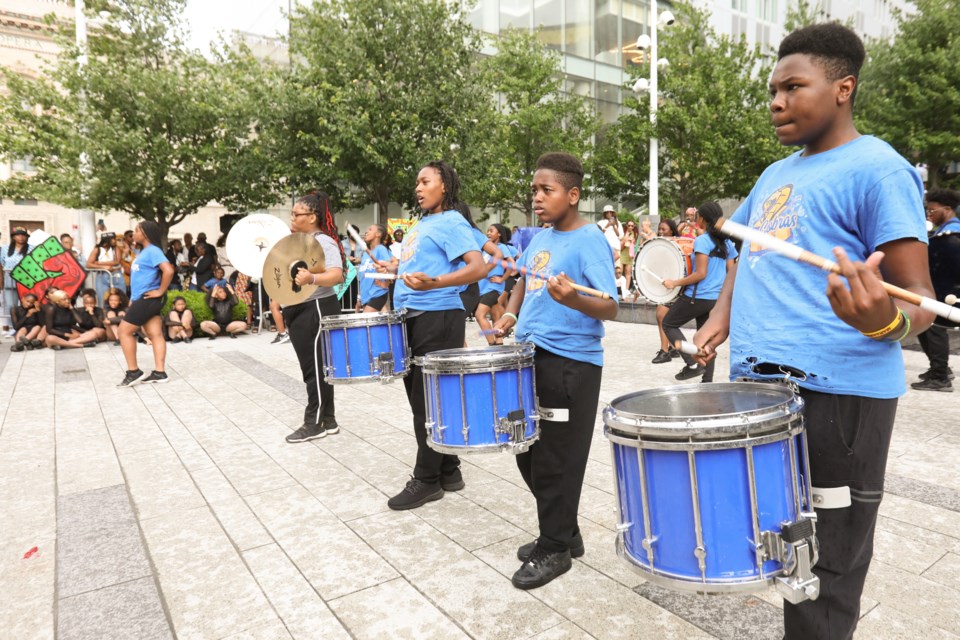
[{"left": 1, "top": 23, "right": 959, "bottom": 640}]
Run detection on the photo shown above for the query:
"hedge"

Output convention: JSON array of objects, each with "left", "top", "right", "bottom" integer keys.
[{"left": 160, "top": 289, "right": 248, "bottom": 325}]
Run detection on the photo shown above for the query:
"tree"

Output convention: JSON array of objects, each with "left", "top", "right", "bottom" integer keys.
[
  {"left": 460, "top": 28, "right": 599, "bottom": 224},
  {"left": 271, "top": 0, "right": 493, "bottom": 217},
  {"left": 857, "top": 0, "right": 960, "bottom": 188},
  {"left": 0, "top": 0, "right": 281, "bottom": 242},
  {"left": 592, "top": 2, "right": 786, "bottom": 216}
]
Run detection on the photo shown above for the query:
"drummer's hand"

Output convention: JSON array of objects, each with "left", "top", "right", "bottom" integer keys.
[
  {"left": 401, "top": 272, "right": 437, "bottom": 291},
  {"left": 691, "top": 315, "right": 729, "bottom": 366},
  {"left": 295, "top": 267, "right": 315, "bottom": 287},
  {"left": 374, "top": 278, "right": 389, "bottom": 289},
  {"left": 546, "top": 272, "right": 578, "bottom": 306},
  {"left": 355, "top": 302, "right": 362, "bottom": 312},
  {"left": 489, "top": 275, "right": 504, "bottom": 284},
  {"left": 492, "top": 313, "right": 516, "bottom": 337},
  {"left": 826, "top": 247, "right": 897, "bottom": 334},
  {"left": 662, "top": 279, "right": 676, "bottom": 289}
]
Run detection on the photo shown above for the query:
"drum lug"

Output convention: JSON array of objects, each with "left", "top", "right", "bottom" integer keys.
[
  {"left": 693, "top": 545, "right": 707, "bottom": 580},
  {"left": 497, "top": 410, "right": 529, "bottom": 452},
  {"left": 641, "top": 535, "right": 657, "bottom": 566},
  {"left": 376, "top": 352, "right": 395, "bottom": 381},
  {"left": 771, "top": 517, "right": 820, "bottom": 604}
]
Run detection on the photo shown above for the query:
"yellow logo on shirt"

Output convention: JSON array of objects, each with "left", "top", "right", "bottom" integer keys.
[
  {"left": 526, "top": 250, "right": 551, "bottom": 292},
  {"left": 751, "top": 184, "right": 800, "bottom": 253},
  {"left": 401, "top": 227, "right": 419, "bottom": 263}
]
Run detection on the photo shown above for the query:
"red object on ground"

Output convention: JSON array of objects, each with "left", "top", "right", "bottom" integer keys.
[{"left": 22, "top": 546, "right": 39, "bottom": 559}]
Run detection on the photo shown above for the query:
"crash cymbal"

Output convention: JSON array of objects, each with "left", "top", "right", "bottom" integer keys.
[
  {"left": 261, "top": 232, "right": 326, "bottom": 305},
  {"left": 226, "top": 214, "right": 291, "bottom": 277}
]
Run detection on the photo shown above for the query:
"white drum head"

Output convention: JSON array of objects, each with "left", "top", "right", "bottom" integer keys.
[
  {"left": 634, "top": 238, "right": 687, "bottom": 304},
  {"left": 226, "top": 214, "right": 291, "bottom": 277}
]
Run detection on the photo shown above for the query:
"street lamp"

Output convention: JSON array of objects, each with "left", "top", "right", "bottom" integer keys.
[{"left": 632, "top": 8, "right": 675, "bottom": 221}]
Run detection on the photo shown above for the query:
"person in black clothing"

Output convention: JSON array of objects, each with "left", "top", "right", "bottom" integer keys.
[
  {"left": 192, "top": 242, "right": 215, "bottom": 292},
  {"left": 77, "top": 290, "right": 108, "bottom": 343},
  {"left": 165, "top": 239, "right": 185, "bottom": 290},
  {"left": 166, "top": 296, "right": 195, "bottom": 343},
  {"left": 10, "top": 293, "right": 45, "bottom": 351},
  {"left": 42, "top": 289, "right": 102, "bottom": 349},
  {"left": 199, "top": 284, "right": 248, "bottom": 339}
]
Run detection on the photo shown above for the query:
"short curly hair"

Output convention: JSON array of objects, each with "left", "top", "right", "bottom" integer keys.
[
  {"left": 778, "top": 23, "right": 865, "bottom": 85},
  {"left": 535, "top": 152, "right": 584, "bottom": 190},
  {"left": 927, "top": 188, "right": 960, "bottom": 211}
]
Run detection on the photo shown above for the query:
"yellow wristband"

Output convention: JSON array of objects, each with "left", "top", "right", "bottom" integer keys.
[
  {"left": 861, "top": 309, "right": 904, "bottom": 339},
  {"left": 885, "top": 311, "right": 911, "bottom": 343}
]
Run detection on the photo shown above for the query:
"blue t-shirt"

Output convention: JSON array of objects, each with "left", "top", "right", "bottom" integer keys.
[
  {"left": 358, "top": 244, "right": 393, "bottom": 304},
  {"left": 393, "top": 211, "right": 480, "bottom": 312},
  {"left": 456, "top": 227, "right": 489, "bottom": 294},
  {"left": 683, "top": 234, "right": 738, "bottom": 300},
  {"left": 515, "top": 223, "right": 618, "bottom": 366},
  {"left": 480, "top": 242, "right": 516, "bottom": 295},
  {"left": 729, "top": 135, "right": 927, "bottom": 398},
  {"left": 130, "top": 244, "right": 168, "bottom": 301},
  {"left": 203, "top": 277, "right": 229, "bottom": 290}
]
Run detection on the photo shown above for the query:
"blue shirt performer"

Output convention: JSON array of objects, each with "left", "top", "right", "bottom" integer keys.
[
  {"left": 692, "top": 24, "right": 935, "bottom": 640},
  {"left": 493, "top": 152, "right": 618, "bottom": 591},
  {"left": 116, "top": 221, "right": 174, "bottom": 388},
  {"left": 356, "top": 224, "right": 396, "bottom": 312},
  {"left": 386, "top": 161, "right": 487, "bottom": 511}
]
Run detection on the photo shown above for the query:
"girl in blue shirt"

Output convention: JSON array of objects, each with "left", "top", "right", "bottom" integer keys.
[
  {"left": 357, "top": 224, "right": 397, "bottom": 312},
  {"left": 476, "top": 223, "right": 512, "bottom": 345},
  {"left": 386, "top": 161, "right": 487, "bottom": 511}
]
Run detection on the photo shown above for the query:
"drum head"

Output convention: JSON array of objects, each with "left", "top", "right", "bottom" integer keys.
[
  {"left": 319, "top": 309, "right": 405, "bottom": 329},
  {"left": 421, "top": 343, "right": 535, "bottom": 373},
  {"left": 226, "top": 214, "right": 291, "bottom": 277},
  {"left": 634, "top": 238, "right": 687, "bottom": 304}
]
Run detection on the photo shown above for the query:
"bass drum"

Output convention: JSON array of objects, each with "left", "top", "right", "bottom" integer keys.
[{"left": 633, "top": 238, "right": 694, "bottom": 304}]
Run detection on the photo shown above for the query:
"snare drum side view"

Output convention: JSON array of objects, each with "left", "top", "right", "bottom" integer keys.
[
  {"left": 604, "top": 383, "right": 820, "bottom": 603},
  {"left": 421, "top": 344, "right": 539, "bottom": 454},
  {"left": 319, "top": 310, "right": 410, "bottom": 384}
]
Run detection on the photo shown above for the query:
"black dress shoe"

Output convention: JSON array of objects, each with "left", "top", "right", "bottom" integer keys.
[
  {"left": 511, "top": 544, "right": 572, "bottom": 590},
  {"left": 517, "top": 533, "right": 585, "bottom": 561}
]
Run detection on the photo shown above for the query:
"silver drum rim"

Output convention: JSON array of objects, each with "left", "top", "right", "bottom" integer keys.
[
  {"left": 421, "top": 343, "right": 535, "bottom": 374},
  {"left": 318, "top": 309, "right": 406, "bottom": 329}
]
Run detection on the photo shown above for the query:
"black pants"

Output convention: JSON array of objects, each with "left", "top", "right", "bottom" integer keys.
[
  {"left": 404, "top": 309, "right": 466, "bottom": 483},
  {"left": 917, "top": 324, "right": 951, "bottom": 378},
  {"left": 516, "top": 348, "right": 602, "bottom": 553},
  {"left": 784, "top": 389, "right": 897, "bottom": 640},
  {"left": 283, "top": 296, "right": 340, "bottom": 426},
  {"left": 662, "top": 294, "right": 717, "bottom": 378}
]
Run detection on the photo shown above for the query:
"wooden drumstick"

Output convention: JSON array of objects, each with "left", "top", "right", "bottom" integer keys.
[
  {"left": 498, "top": 260, "right": 611, "bottom": 300},
  {"left": 715, "top": 217, "right": 960, "bottom": 324},
  {"left": 675, "top": 340, "right": 707, "bottom": 358},
  {"left": 947, "top": 294, "right": 958, "bottom": 306}
]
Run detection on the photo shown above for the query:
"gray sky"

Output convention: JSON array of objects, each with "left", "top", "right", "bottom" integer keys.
[{"left": 182, "top": 0, "right": 289, "bottom": 52}]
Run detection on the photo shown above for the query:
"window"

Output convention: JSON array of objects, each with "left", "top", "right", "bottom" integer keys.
[
  {"left": 564, "top": 0, "right": 590, "bottom": 58},
  {"left": 11, "top": 155, "right": 35, "bottom": 172},
  {"left": 534, "top": 0, "right": 563, "bottom": 52},
  {"left": 14, "top": 199, "right": 38, "bottom": 206},
  {"left": 594, "top": 0, "right": 619, "bottom": 65},
  {"left": 732, "top": 14, "right": 748, "bottom": 39},
  {"left": 500, "top": 0, "right": 532, "bottom": 31}
]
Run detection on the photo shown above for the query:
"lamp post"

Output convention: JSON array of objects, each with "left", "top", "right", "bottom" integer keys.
[
  {"left": 632, "top": 7, "right": 675, "bottom": 221},
  {"left": 74, "top": 0, "right": 96, "bottom": 257}
]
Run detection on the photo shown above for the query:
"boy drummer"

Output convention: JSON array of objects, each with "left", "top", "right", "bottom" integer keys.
[
  {"left": 693, "top": 24, "right": 934, "bottom": 639},
  {"left": 494, "top": 152, "right": 618, "bottom": 589}
]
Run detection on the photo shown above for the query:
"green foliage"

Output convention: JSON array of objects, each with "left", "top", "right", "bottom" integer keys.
[
  {"left": 263, "top": 0, "right": 491, "bottom": 216},
  {"left": 0, "top": 0, "right": 281, "bottom": 241},
  {"left": 457, "top": 28, "right": 599, "bottom": 223},
  {"left": 161, "top": 289, "right": 247, "bottom": 325},
  {"left": 592, "top": 2, "right": 787, "bottom": 214},
  {"left": 857, "top": 0, "right": 960, "bottom": 188}
]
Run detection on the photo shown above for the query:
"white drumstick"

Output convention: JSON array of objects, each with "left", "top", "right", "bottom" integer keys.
[
  {"left": 347, "top": 223, "right": 368, "bottom": 252},
  {"left": 675, "top": 340, "right": 706, "bottom": 357},
  {"left": 947, "top": 294, "right": 958, "bottom": 306},
  {"left": 640, "top": 264, "right": 665, "bottom": 284},
  {"left": 364, "top": 272, "right": 397, "bottom": 280}
]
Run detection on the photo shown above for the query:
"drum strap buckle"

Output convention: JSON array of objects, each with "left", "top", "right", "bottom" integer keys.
[
  {"left": 763, "top": 518, "right": 820, "bottom": 604},
  {"left": 498, "top": 409, "right": 529, "bottom": 452}
]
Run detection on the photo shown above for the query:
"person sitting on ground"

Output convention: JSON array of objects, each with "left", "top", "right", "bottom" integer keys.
[
  {"left": 166, "top": 296, "right": 195, "bottom": 343},
  {"left": 43, "top": 289, "right": 102, "bottom": 349},
  {"left": 200, "top": 284, "right": 247, "bottom": 339},
  {"left": 11, "top": 293, "right": 46, "bottom": 351},
  {"left": 202, "top": 265, "right": 229, "bottom": 293},
  {"left": 103, "top": 288, "right": 128, "bottom": 345},
  {"left": 77, "top": 290, "right": 108, "bottom": 344}
]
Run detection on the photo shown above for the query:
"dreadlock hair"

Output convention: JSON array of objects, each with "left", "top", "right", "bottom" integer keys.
[
  {"left": 453, "top": 201, "right": 480, "bottom": 230},
  {"left": 296, "top": 191, "right": 348, "bottom": 272},
  {"left": 370, "top": 224, "right": 392, "bottom": 248},
  {"left": 423, "top": 161, "right": 461, "bottom": 213},
  {"left": 138, "top": 220, "right": 164, "bottom": 249},
  {"left": 535, "top": 152, "right": 584, "bottom": 191},
  {"left": 696, "top": 202, "right": 729, "bottom": 260},
  {"left": 778, "top": 23, "right": 865, "bottom": 105},
  {"left": 491, "top": 223, "right": 511, "bottom": 244}
]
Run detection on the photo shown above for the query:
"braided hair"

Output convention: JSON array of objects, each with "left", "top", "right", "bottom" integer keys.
[
  {"left": 423, "top": 161, "right": 461, "bottom": 213},
  {"left": 696, "top": 202, "right": 729, "bottom": 260},
  {"left": 454, "top": 201, "right": 480, "bottom": 230},
  {"left": 297, "top": 191, "right": 348, "bottom": 272}
]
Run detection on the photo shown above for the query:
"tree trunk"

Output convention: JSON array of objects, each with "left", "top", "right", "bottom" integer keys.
[
  {"left": 524, "top": 191, "right": 533, "bottom": 227},
  {"left": 928, "top": 162, "right": 941, "bottom": 188},
  {"left": 374, "top": 185, "right": 390, "bottom": 225}
]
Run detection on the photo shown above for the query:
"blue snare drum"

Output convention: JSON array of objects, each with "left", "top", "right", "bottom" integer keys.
[
  {"left": 604, "top": 383, "right": 819, "bottom": 600},
  {"left": 318, "top": 310, "right": 409, "bottom": 384},
  {"left": 422, "top": 344, "right": 539, "bottom": 454}
]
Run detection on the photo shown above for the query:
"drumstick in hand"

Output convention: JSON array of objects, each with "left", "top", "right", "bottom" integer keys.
[
  {"left": 497, "top": 260, "right": 611, "bottom": 300},
  {"left": 675, "top": 340, "right": 707, "bottom": 359},
  {"left": 363, "top": 272, "right": 439, "bottom": 282},
  {"left": 640, "top": 264, "right": 666, "bottom": 284},
  {"left": 714, "top": 217, "right": 960, "bottom": 324}
]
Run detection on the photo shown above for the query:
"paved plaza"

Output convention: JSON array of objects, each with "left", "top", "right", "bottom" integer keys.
[{"left": 2, "top": 319, "right": 959, "bottom": 640}]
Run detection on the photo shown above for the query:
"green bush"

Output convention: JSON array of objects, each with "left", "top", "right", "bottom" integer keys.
[{"left": 161, "top": 289, "right": 248, "bottom": 325}]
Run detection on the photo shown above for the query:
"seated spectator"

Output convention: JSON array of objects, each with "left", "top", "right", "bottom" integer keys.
[
  {"left": 202, "top": 266, "right": 229, "bottom": 293},
  {"left": 166, "top": 296, "right": 194, "bottom": 343},
  {"left": 43, "top": 289, "right": 102, "bottom": 349},
  {"left": 11, "top": 293, "right": 46, "bottom": 351},
  {"left": 104, "top": 288, "right": 129, "bottom": 345},
  {"left": 77, "top": 290, "right": 108, "bottom": 343},
  {"left": 200, "top": 284, "right": 248, "bottom": 339}
]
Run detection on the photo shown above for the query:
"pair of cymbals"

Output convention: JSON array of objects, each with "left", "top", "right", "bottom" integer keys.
[
  {"left": 225, "top": 214, "right": 291, "bottom": 278},
  {"left": 261, "top": 232, "right": 327, "bottom": 305}
]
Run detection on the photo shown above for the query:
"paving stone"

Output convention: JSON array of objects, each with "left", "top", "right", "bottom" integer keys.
[{"left": 57, "top": 577, "right": 172, "bottom": 640}]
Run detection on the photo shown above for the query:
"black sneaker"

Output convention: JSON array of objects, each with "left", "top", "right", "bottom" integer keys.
[
  {"left": 387, "top": 477, "right": 443, "bottom": 510},
  {"left": 518, "top": 533, "right": 585, "bottom": 561},
  {"left": 911, "top": 378, "right": 953, "bottom": 393},
  {"left": 117, "top": 369, "right": 144, "bottom": 387},
  {"left": 441, "top": 468, "right": 465, "bottom": 492},
  {"left": 511, "top": 544, "right": 572, "bottom": 590},
  {"left": 285, "top": 422, "right": 325, "bottom": 443},
  {"left": 919, "top": 368, "right": 955, "bottom": 381},
  {"left": 669, "top": 348, "right": 681, "bottom": 359},
  {"left": 141, "top": 371, "right": 168, "bottom": 384},
  {"left": 675, "top": 364, "right": 704, "bottom": 380},
  {"left": 83, "top": 341, "right": 97, "bottom": 348},
  {"left": 30, "top": 339, "right": 43, "bottom": 349},
  {"left": 208, "top": 335, "right": 217, "bottom": 341},
  {"left": 651, "top": 349, "right": 672, "bottom": 364},
  {"left": 271, "top": 332, "right": 287, "bottom": 344},
  {"left": 11, "top": 343, "right": 25, "bottom": 352},
  {"left": 184, "top": 337, "right": 192, "bottom": 344},
  {"left": 230, "top": 333, "right": 238, "bottom": 339},
  {"left": 321, "top": 417, "right": 340, "bottom": 435}
]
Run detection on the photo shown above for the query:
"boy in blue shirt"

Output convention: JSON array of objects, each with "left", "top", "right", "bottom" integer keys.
[
  {"left": 693, "top": 24, "right": 935, "bottom": 639},
  {"left": 494, "top": 152, "right": 618, "bottom": 590}
]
